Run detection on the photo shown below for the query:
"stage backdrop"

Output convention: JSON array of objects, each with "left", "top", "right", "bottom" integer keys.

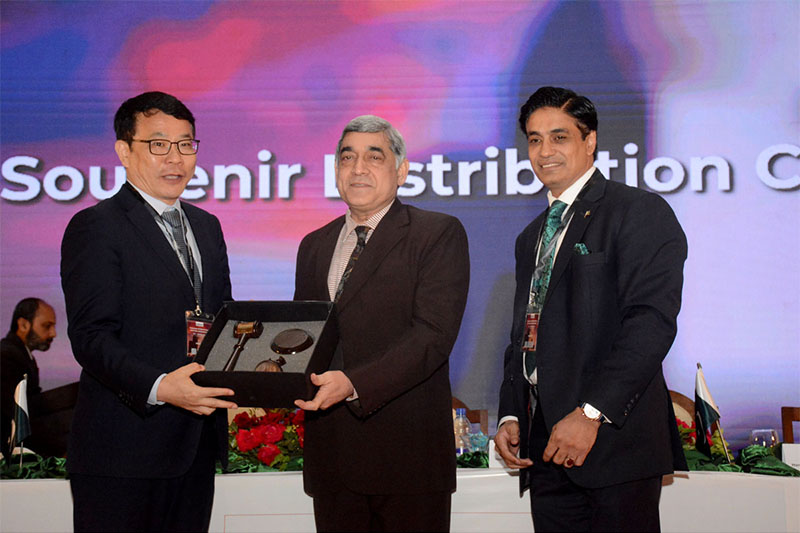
[{"left": 1, "top": 0, "right": 797, "bottom": 448}]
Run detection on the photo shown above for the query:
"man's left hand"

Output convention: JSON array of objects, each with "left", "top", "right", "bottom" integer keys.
[
  {"left": 542, "top": 407, "right": 601, "bottom": 468},
  {"left": 294, "top": 371, "right": 354, "bottom": 411}
]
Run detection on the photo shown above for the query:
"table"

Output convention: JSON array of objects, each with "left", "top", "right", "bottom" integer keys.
[{"left": 1, "top": 470, "right": 798, "bottom": 532}]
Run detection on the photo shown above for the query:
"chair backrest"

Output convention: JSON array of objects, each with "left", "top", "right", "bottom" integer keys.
[
  {"left": 781, "top": 406, "right": 800, "bottom": 443},
  {"left": 452, "top": 397, "right": 489, "bottom": 435},
  {"left": 669, "top": 390, "right": 695, "bottom": 426}
]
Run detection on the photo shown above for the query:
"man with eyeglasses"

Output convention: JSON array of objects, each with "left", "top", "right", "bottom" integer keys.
[{"left": 61, "top": 91, "right": 237, "bottom": 532}]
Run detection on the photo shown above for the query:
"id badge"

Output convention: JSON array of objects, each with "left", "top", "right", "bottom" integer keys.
[
  {"left": 185, "top": 311, "right": 214, "bottom": 358},
  {"left": 522, "top": 311, "right": 540, "bottom": 352}
]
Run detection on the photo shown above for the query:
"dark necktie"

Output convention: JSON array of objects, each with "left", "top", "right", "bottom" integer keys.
[
  {"left": 334, "top": 225, "right": 369, "bottom": 303},
  {"left": 524, "top": 200, "right": 567, "bottom": 379},
  {"left": 162, "top": 208, "right": 203, "bottom": 309}
]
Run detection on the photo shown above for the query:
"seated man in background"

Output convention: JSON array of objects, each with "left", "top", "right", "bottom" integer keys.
[{"left": 1, "top": 297, "right": 56, "bottom": 457}]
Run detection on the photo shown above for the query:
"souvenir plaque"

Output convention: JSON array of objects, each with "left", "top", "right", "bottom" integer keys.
[{"left": 191, "top": 301, "right": 338, "bottom": 407}]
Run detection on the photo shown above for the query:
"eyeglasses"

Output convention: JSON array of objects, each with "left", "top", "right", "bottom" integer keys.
[{"left": 132, "top": 139, "right": 200, "bottom": 155}]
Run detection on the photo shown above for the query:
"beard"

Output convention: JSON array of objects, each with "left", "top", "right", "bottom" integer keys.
[{"left": 26, "top": 329, "right": 53, "bottom": 351}]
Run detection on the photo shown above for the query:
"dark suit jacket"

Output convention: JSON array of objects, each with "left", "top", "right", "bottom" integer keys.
[
  {"left": 1, "top": 333, "right": 42, "bottom": 457},
  {"left": 499, "top": 170, "right": 688, "bottom": 490},
  {"left": 294, "top": 200, "right": 470, "bottom": 496},
  {"left": 60, "top": 184, "right": 232, "bottom": 478}
]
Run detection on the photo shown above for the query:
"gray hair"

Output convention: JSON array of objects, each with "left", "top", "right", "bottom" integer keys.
[{"left": 335, "top": 115, "right": 406, "bottom": 169}]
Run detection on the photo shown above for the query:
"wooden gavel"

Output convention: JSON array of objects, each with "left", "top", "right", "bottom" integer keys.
[{"left": 222, "top": 321, "right": 264, "bottom": 372}]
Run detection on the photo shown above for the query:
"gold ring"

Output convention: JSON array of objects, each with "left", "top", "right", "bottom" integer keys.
[{"left": 565, "top": 458, "right": 574, "bottom": 467}]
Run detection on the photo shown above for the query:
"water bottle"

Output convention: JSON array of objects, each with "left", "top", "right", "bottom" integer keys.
[{"left": 454, "top": 408, "right": 471, "bottom": 456}]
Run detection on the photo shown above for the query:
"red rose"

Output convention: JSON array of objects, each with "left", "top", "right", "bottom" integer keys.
[
  {"left": 261, "top": 423, "right": 285, "bottom": 445},
  {"left": 233, "top": 412, "right": 255, "bottom": 429},
  {"left": 257, "top": 443, "right": 281, "bottom": 466},
  {"left": 236, "top": 428, "right": 261, "bottom": 453},
  {"left": 292, "top": 409, "right": 305, "bottom": 425},
  {"left": 262, "top": 410, "right": 285, "bottom": 424},
  {"left": 296, "top": 424, "right": 304, "bottom": 448}
]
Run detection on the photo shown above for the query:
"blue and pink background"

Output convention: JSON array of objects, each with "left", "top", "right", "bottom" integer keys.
[{"left": 1, "top": 1, "right": 798, "bottom": 448}]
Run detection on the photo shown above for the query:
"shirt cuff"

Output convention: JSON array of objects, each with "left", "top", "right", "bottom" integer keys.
[
  {"left": 498, "top": 415, "right": 519, "bottom": 429},
  {"left": 148, "top": 374, "right": 167, "bottom": 406}
]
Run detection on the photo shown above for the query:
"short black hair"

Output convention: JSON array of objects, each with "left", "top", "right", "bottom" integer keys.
[
  {"left": 9, "top": 298, "right": 43, "bottom": 335},
  {"left": 114, "top": 91, "right": 195, "bottom": 145},
  {"left": 519, "top": 86, "right": 598, "bottom": 139}
]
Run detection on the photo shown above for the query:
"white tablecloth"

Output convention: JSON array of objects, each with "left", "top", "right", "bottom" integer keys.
[{"left": 1, "top": 469, "right": 798, "bottom": 532}]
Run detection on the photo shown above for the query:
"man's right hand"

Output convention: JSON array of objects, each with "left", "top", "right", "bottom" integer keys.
[
  {"left": 157, "top": 362, "right": 237, "bottom": 415},
  {"left": 494, "top": 420, "right": 534, "bottom": 469}
]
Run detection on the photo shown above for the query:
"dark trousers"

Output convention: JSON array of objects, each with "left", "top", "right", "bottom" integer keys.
[
  {"left": 70, "top": 422, "right": 217, "bottom": 532},
  {"left": 528, "top": 404, "right": 662, "bottom": 532},
  {"left": 313, "top": 484, "right": 452, "bottom": 532}
]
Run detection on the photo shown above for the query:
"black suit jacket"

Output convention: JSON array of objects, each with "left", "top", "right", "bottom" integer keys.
[
  {"left": 60, "top": 184, "right": 232, "bottom": 478},
  {"left": 499, "top": 170, "right": 688, "bottom": 490},
  {"left": 294, "top": 200, "right": 470, "bottom": 496},
  {"left": 1, "top": 333, "right": 42, "bottom": 457}
]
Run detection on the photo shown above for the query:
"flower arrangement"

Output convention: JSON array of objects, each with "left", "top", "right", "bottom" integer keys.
[
  {"left": 219, "top": 408, "right": 304, "bottom": 473},
  {"left": 677, "top": 419, "right": 698, "bottom": 449},
  {"left": 677, "top": 418, "right": 732, "bottom": 462}
]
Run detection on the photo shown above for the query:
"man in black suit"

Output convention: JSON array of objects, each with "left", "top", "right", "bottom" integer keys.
[
  {"left": 61, "top": 92, "right": 237, "bottom": 532},
  {"left": 495, "top": 87, "right": 687, "bottom": 532},
  {"left": 293, "top": 115, "right": 470, "bottom": 532},
  {"left": 1, "top": 298, "right": 56, "bottom": 457}
]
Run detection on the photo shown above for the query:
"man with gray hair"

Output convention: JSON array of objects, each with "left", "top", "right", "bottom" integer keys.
[{"left": 294, "top": 115, "right": 470, "bottom": 531}]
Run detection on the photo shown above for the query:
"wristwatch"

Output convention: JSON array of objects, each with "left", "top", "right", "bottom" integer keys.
[{"left": 580, "top": 402, "right": 603, "bottom": 422}]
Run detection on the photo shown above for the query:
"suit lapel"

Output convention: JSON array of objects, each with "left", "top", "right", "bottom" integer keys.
[
  {"left": 310, "top": 221, "right": 342, "bottom": 302},
  {"left": 118, "top": 186, "right": 195, "bottom": 300},
  {"left": 335, "top": 201, "right": 409, "bottom": 312},
  {"left": 544, "top": 171, "right": 606, "bottom": 309}
]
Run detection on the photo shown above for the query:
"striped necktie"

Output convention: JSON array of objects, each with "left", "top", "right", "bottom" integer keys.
[
  {"left": 334, "top": 225, "right": 369, "bottom": 303},
  {"left": 162, "top": 208, "right": 203, "bottom": 309}
]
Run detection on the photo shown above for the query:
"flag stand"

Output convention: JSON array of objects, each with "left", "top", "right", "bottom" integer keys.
[{"left": 695, "top": 362, "right": 729, "bottom": 461}]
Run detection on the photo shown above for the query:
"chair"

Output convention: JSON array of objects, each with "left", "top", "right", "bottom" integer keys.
[
  {"left": 781, "top": 406, "right": 800, "bottom": 443},
  {"left": 669, "top": 390, "right": 694, "bottom": 426},
  {"left": 452, "top": 397, "right": 489, "bottom": 435}
]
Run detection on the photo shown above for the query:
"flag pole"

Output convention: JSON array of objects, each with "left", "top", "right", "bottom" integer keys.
[
  {"left": 697, "top": 363, "right": 732, "bottom": 464},
  {"left": 714, "top": 420, "right": 733, "bottom": 464}
]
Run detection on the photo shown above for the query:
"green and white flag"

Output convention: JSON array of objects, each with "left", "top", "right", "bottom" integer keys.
[
  {"left": 694, "top": 363, "right": 720, "bottom": 457},
  {"left": 10, "top": 375, "right": 32, "bottom": 452}
]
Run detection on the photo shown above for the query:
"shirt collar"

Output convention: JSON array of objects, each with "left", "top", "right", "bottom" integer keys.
[
  {"left": 128, "top": 182, "right": 181, "bottom": 216},
  {"left": 546, "top": 166, "right": 595, "bottom": 208},
  {"left": 343, "top": 199, "right": 395, "bottom": 238}
]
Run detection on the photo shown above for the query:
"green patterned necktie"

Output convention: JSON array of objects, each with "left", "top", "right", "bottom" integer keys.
[
  {"left": 524, "top": 200, "right": 567, "bottom": 379},
  {"left": 536, "top": 200, "right": 568, "bottom": 305}
]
